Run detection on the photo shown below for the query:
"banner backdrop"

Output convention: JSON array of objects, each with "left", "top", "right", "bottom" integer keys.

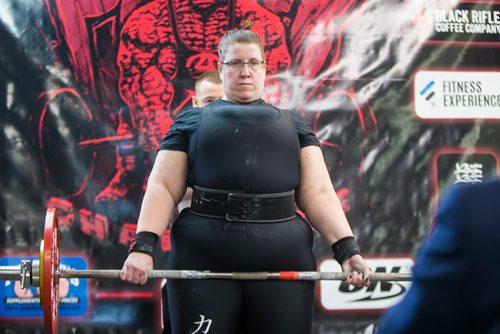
[{"left": 1, "top": 0, "right": 499, "bottom": 332}]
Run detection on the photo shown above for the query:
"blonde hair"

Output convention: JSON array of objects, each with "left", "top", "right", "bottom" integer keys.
[
  {"left": 218, "top": 20, "right": 264, "bottom": 62},
  {"left": 195, "top": 69, "right": 221, "bottom": 93}
]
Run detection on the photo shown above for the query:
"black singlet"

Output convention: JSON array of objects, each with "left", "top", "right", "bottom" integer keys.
[{"left": 160, "top": 99, "right": 319, "bottom": 191}]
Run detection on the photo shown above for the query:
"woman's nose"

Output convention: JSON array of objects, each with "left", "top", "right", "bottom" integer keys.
[{"left": 240, "top": 63, "right": 251, "bottom": 76}]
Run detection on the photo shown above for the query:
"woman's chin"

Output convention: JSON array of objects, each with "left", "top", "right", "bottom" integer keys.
[{"left": 231, "top": 93, "right": 261, "bottom": 103}]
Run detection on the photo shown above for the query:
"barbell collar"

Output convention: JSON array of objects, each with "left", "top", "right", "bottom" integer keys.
[{"left": 32, "top": 259, "right": 41, "bottom": 287}]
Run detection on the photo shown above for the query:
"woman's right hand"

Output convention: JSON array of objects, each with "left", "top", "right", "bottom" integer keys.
[{"left": 120, "top": 252, "right": 154, "bottom": 285}]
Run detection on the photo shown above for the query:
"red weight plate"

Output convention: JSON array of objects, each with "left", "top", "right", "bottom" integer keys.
[{"left": 42, "top": 208, "right": 60, "bottom": 334}]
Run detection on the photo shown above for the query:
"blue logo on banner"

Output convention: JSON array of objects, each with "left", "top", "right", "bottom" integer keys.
[
  {"left": 0, "top": 256, "right": 88, "bottom": 318},
  {"left": 420, "top": 80, "right": 436, "bottom": 102}
]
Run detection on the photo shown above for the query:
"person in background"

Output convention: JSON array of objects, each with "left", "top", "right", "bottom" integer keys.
[
  {"left": 121, "top": 20, "right": 372, "bottom": 334},
  {"left": 377, "top": 178, "right": 500, "bottom": 334},
  {"left": 162, "top": 69, "right": 223, "bottom": 334},
  {"left": 177, "top": 69, "right": 223, "bottom": 211},
  {"left": 191, "top": 69, "right": 224, "bottom": 108}
]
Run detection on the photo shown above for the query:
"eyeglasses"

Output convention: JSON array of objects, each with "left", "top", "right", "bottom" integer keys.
[{"left": 220, "top": 60, "right": 266, "bottom": 72}]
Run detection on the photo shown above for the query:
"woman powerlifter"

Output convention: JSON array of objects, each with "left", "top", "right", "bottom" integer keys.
[{"left": 121, "top": 20, "right": 372, "bottom": 334}]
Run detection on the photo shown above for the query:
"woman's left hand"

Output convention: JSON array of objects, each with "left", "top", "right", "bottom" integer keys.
[{"left": 341, "top": 254, "right": 372, "bottom": 287}]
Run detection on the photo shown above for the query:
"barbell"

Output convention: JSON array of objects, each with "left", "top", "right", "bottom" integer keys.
[{"left": 0, "top": 209, "right": 412, "bottom": 333}]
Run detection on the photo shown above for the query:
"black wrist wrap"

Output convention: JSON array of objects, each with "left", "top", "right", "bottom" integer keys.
[
  {"left": 331, "top": 236, "right": 360, "bottom": 265},
  {"left": 129, "top": 231, "right": 159, "bottom": 259}
]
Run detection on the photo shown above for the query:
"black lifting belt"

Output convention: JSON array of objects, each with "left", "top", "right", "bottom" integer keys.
[{"left": 190, "top": 186, "right": 297, "bottom": 223}]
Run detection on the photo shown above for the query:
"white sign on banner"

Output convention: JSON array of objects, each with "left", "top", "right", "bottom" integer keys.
[
  {"left": 414, "top": 71, "right": 500, "bottom": 119},
  {"left": 318, "top": 258, "right": 413, "bottom": 312}
]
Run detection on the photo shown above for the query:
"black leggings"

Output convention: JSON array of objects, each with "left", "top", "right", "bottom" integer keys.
[{"left": 166, "top": 210, "right": 316, "bottom": 334}]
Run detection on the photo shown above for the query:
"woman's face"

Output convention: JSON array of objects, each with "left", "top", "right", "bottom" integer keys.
[{"left": 218, "top": 42, "right": 266, "bottom": 103}]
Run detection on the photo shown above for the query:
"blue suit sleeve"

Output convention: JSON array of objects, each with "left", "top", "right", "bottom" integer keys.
[{"left": 378, "top": 186, "right": 470, "bottom": 333}]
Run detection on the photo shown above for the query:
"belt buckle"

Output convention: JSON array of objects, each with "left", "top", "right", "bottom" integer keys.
[{"left": 226, "top": 193, "right": 249, "bottom": 222}]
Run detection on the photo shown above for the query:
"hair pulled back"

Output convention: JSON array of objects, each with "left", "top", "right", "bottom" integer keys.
[{"left": 218, "top": 20, "right": 264, "bottom": 62}]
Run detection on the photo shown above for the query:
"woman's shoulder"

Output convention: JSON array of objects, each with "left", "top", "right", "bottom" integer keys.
[
  {"left": 285, "top": 109, "right": 309, "bottom": 124},
  {"left": 176, "top": 106, "right": 201, "bottom": 118},
  {"left": 174, "top": 106, "right": 203, "bottom": 124}
]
